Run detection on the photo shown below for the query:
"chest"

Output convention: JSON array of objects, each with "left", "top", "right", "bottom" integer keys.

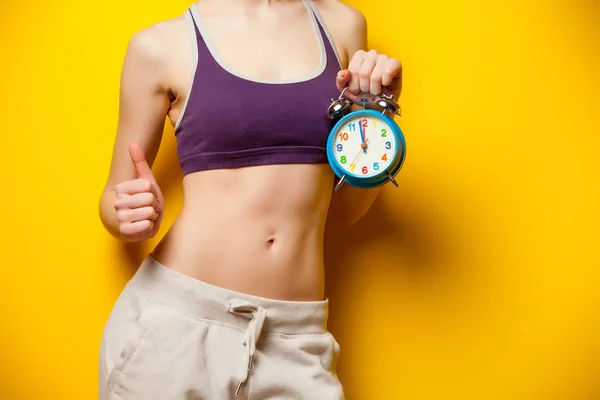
[
  {"left": 198, "top": 7, "right": 324, "bottom": 82},
  {"left": 167, "top": 2, "right": 347, "bottom": 127}
]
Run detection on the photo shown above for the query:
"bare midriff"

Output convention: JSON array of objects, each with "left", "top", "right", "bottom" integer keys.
[{"left": 151, "top": 163, "right": 334, "bottom": 301}]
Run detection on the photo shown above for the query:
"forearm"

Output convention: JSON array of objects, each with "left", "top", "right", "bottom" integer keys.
[{"left": 328, "top": 185, "right": 381, "bottom": 227}]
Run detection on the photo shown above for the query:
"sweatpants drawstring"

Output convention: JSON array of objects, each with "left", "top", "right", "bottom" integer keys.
[{"left": 228, "top": 298, "right": 268, "bottom": 397}]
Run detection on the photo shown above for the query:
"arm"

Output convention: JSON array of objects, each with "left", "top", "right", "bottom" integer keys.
[
  {"left": 326, "top": 4, "right": 402, "bottom": 227},
  {"left": 99, "top": 27, "right": 172, "bottom": 240}
]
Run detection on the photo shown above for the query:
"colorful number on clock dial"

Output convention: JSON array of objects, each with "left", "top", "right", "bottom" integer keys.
[{"left": 332, "top": 115, "right": 396, "bottom": 178}]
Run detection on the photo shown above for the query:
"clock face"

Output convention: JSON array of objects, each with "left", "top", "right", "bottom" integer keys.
[{"left": 330, "top": 114, "right": 398, "bottom": 178}]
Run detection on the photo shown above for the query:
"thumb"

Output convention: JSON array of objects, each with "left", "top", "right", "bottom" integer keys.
[
  {"left": 129, "top": 142, "right": 156, "bottom": 184},
  {"left": 336, "top": 69, "right": 351, "bottom": 92}
]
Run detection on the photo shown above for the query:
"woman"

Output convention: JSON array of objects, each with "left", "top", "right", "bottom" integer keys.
[{"left": 98, "top": 0, "right": 402, "bottom": 398}]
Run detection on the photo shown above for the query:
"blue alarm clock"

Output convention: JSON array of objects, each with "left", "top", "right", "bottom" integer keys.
[{"left": 326, "top": 88, "right": 406, "bottom": 191}]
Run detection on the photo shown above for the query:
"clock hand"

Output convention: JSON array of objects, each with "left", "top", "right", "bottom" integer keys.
[
  {"left": 362, "top": 122, "right": 368, "bottom": 153},
  {"left": 351, "top": 138, "right": 369, "bottom": 166},
  {"left": 358, "top": 120, "right": 367, "bottom": 153}
]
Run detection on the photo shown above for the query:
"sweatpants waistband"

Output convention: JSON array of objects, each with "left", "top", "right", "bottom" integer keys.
[{"left": 126, "top": 254, "right": 329, "bottom": 335}]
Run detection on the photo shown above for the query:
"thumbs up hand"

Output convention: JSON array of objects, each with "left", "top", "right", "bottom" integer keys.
[{"left": 113, "top": 142, "right": 164, "bottom": 241}]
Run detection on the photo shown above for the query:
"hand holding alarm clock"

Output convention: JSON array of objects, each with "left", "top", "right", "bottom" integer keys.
[
  {"left": 326, "top": 89, "right": 406, "bottom": 191},
  {"left": 328, "top": 50, "right": 405, "bottom": 191}
]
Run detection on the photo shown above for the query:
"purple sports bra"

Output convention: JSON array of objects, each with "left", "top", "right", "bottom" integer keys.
[{"left": 174, "top": 1, "right": 342, "bottom": 175}]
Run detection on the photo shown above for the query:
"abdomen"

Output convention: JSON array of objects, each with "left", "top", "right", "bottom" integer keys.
[{"left": 152, "top": 163, "right": 335, "bottom": 301}]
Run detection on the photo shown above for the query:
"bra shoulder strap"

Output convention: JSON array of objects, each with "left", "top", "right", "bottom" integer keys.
[{"left": 304, "top": 1, "right": 343, "bottom": 69}]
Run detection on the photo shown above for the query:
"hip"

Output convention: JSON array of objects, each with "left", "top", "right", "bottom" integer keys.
[{"left": 99, "top": 255, "right": 343, "bottom": 399}]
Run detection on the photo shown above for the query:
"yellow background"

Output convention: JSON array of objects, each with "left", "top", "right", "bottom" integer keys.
[{"left": 0, "top": 0, "right": 598, "bottom": 399}]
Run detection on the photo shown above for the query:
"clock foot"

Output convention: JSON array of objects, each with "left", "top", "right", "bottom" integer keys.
[
  {"left": 387, "top": 172, "right": 399, "bottom": 187},
  {"left": 334, "top": 175, "right": 347, "bottom": 191}
]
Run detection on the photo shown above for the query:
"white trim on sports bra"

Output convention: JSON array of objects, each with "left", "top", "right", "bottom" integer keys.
[
  {"left": 174, "top": 11, "right": 200, "bottom": 131},
  {"left": 305, "top": 1, "right": 343, "bottom": 69},
  {"left": 189, "top": 0, "right": 327, "bottom": 85}
]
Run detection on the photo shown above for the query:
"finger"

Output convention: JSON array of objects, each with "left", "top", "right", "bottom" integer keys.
[
  {"left": 120, "top": 220, "right": 154, "bottom": 238},
  {"left": 336, "top": 69, "right": 352, "bottom": 92},
  {"left": 358, "top": 50, "right": 378, "bottom": 94},
  {"left": 117, "top": 206, "right": 159, "bottom": 223},
  {"left": 129, "top": 142, "right": 157, "bottom": 184},
  {"left": 369, "top": 56, "right": 389, "bottom": 96},
  {"left": 382, "top": 58, "right": 402, "bottom": 88},
  {"left": 347, "top": 50, "right": 365, "bottom": 95},
  {"left": 114, "top": 192, "right": 159, "bottom": 211},
  {"left": 115, "top": 178, "right": 157, "bottom": 197}
]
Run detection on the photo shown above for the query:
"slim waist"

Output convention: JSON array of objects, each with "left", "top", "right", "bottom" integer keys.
[{"left": 127, "top": 254, "right": 329, "bottom": 335}]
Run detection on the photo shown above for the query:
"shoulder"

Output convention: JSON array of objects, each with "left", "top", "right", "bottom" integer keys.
[
  {"left": 315, "top": 0, "right": 367, "bottom": 34},
  {"left": 313, "top": 0, "right": 367, "bottom": 66},
  {"left": 124, "top": 16, "right": 187, "bottom": 70}
]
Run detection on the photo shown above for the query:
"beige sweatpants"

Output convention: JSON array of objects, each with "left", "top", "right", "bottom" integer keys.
[{"left": 98, "top": 254, "right": 345, "bottom": 400}]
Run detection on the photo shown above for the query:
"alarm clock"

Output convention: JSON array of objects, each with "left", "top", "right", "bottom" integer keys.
[{"left": 326, "top": 88, "right": 406, "bottom": 191}]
